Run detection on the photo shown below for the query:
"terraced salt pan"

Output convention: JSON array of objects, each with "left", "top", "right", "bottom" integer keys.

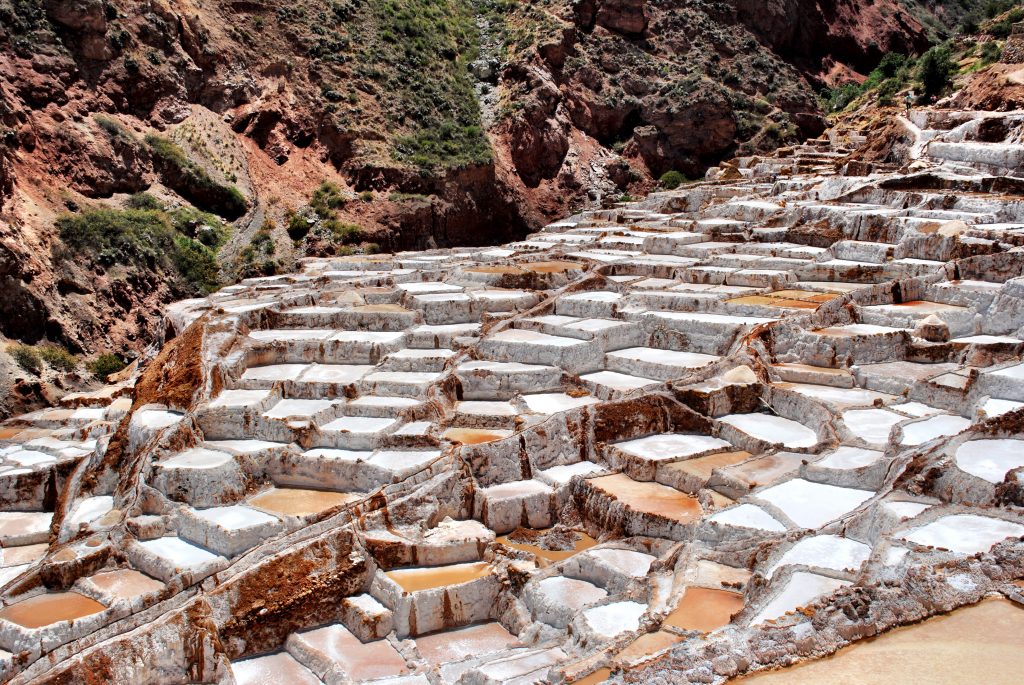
[
  {"left": 66, "top": 496, "right": 114, "bottom": 527},
  {"left": 385, "top": 561, "right": 492, "bottom": 593},
  {"left": 414, "top": 621, "right": 518, "bottom": 665},
  {"left": 900, "top": 514, "right": 1024, "bottom": 554},
  {"left": 522, "top": 393, "right": 601, "bottom": 414},
  {"left": 298, "top": 364, "right": 374, "bottom": 384},
  {"left": 756, "top": 479, "right": 874, "bottom": 528},
  {"left": 248, "top": 488, "right": 359, "bottom": 516},
  {"left": 842, "top": 408, "right": 905, "bottom": 444},
  {"left": 582, "top": 601, "right": 647, "bottom": 639},
  {"left": 954, "top": 438, "right": 1024, "bottom": 483},
  {"left": 776, "top": 383, "right": 895, "bottom": 409},
  {"left": 751, "top": 571, "right": 851, "bottom": 625},
  {"left": 130, "top": 409, "right": 184, "bottom": 430},
  {"left": 320, "top": 416, "right": 396, "bottom": 433},
  {"left": 899, "top": 415, "right": 971, "bottom": 446},
  {"left": 195, "top": 505, "right": 278, "bottom": 531},
  {"left": 207, "top": 389, "right": 271, "bottom": 409},
  {"left": 884, "top": 500, "right": 932, "bottom": 520},
  {"left": 262, "top": 399, "right": 337, "bottom": 420},
  {"left": 587, "top": 474, "right": 702, "bottom": 523},
  {"left": 0, "top": 592, "right": 106, "bottom": 629},
  {"left": 606, "top": 347, "right": 719, "bottom": 369},
  {"left": 719, "top": 413, "right": 817, "bottom": 448},
  {"left": 232, "top": 652, "right": 322, "bottom": 685},
  {"left": 979, "top": 398, "right": 1024, "bottom": 418},
  {"left": 160, "top": 448, "right": 233, "bottom": 470},
  {"left": 766, "top": 535, "right": 871, "bottom": 578},
  {"left": 664, "top": 587, "right": 744, "bottom": 632},
  {"left": 614, "top": 433, "right": 732, "bottom": 461},
  {"left": 588, "top": 548, "right": 657, "bottom": 578},
  {"left": 241, "top": 364, "right": 309, "bottom": 383},
  {"left": 86, "top": 569, "right": 165, "bottom": 601},
  {"left": 139, "top": 537, "right": 221, "bottom": 569},
  {"left": 816, "top": 446, "right": 884, "bottom": 470},
  {"left": 709, "top": 504, "right": 787, "bottom": 532}
]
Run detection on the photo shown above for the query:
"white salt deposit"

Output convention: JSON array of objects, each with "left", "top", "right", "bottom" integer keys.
[
  {"left": 766, "top": 535, "right": 871, "bottom": 578},
  {"left": 756, "top": 479, "right": 874, "bottom": 528},
  {"left": 719, "top": 413, "right": 817, "bottom": 448},
  {"left": 954, "top": 438, "right": 1024, "bottom": 483},
  {"left": 901, "top": 514, "right": 1024, "bottom": 554}
]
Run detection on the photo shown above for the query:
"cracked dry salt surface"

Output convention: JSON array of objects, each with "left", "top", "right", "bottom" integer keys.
[{"left": 6, "top": 110, "right": 1024, "bottom": 685}]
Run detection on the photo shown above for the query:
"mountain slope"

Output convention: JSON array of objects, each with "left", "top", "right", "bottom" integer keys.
[{"left": 0, "top": 0, "right": 944, "bottom": 369}]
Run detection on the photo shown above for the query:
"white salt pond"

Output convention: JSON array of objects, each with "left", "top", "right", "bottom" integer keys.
[
  {"left": 756, "top": 479, "right": 874, "bottom": 529},
  {"left": 140, "top": 537, "right": 222, "bottom": 569},
  {"left": 614, "top": 433, "right": 732, "bottom": 461},
  {"left": 709, "top": 504, "right": 787, "bottom": 532},
  {"left": 751, "top": 571, "right": 851, "bottom": 625},
  {"left": 522, "top": 393, "right": 601, "bottom": 414},
  {"left": 900, "top": 514, "right": 1024, "bottom": 554},
  {"left": 954, "top": 438, "right": 1024, "bottom": 483},
  {"left": 816, "top": 446, "right": 884, "bottom": 470},
  {"left": 583, "top": 600, "right": 647, "bottom": 639},
  {"left": 899, "top": 415, "right": 971, "bottom": 446},
  {"left": 842, "top": 408, "right": 905, "bottom": 444},
  {"left": 719, "top": 414, "right": 817, "bottom": 448},
  {"left": 766, "top": 535, "right": 871, "bottom": 578}
]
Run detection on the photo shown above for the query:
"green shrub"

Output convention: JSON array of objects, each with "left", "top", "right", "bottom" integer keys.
[
  {"left": 38, "top": 344, "right": 78, "bottom": 372},
  {"left": 57, "top": 208, "right": 177, "bottom": 270},
  {"left": 94, "top": 115, "right": 134, "bottom": 144},
  {"left": 9, "top": 344, "right": 41, "bottom": 374},
  {"left": 172, "top": 236, "right": 221, "bottom": 293},
  {"left": 325, "top": 220, "right": 364, "bottom": 244},
  {"left": 310, "top": 181, "right": 348, "bottom": 217},
  {"left": 979, "top": 41, "right": 1003, "bottom": 65},
  {"left": 56, "top": 207, "right": 221, "bottom": 293},
  {"left": 917, "top": 44, "right": 956, "bottom": 99},
  {"left": 826, "top": 82, "right": 864, "bottom": 112},
  {"left": 287, "top": 212, "right": 312, "bottom": 240},
  {"left": 659, "top": 170, "right": 686, "bottom": 190},
  {"left": 88, "top": 354, "right": 126, "bottom": 380},
  {"left": 145, "top": 135, "right": 248, "bottom": 219},
  {"left": 125, "top": 192, "right": 164, "bottom": 210},
  {"left": 359, "top": 190, "right": 374, "bottom": 202}
]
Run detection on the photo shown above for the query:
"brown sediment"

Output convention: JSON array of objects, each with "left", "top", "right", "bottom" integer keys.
[
  {"left": 443, "top": 428, "right": 510, "bottom": 445},
  {"left": 248, "top": 488, "right": 359, "bottom": 516},
  {"left": 732, "top": 597, "right": 1024, "bottom": 684},
  {"left": 617, "top": 630, "right": 684, "bottom": 661},
  {"left": 497, "top": 529, "right": 598, "bottom": 565},
  {"left": 572, "top": 667, "right": 613, "bottom": 684},
  {"left": 588, "top": 474, "right": 703, "bottom": 523},
  {"left": 0, "top": 592, "right": 106, "bottom": 628},
  {"left": 664, "top": 587, "right": 744, "bottom": 632},
  {"left": 385, "top": 561, "right": 491, "bottom": 593},
  {"left": 87, "top": 569, "right": 165, "bottom": 600},
  {"left": 522, "top": 261, "right": 585, "bottom": 273}
]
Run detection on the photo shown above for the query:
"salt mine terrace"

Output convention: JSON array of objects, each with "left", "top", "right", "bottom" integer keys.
[{"left": 2, "top": 109, "right": 1024, "bottom": 684}]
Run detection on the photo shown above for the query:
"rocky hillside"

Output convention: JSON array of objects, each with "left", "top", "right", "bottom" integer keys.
[{"left": 0, "top": 0, "right": 965, "bottom": 375}]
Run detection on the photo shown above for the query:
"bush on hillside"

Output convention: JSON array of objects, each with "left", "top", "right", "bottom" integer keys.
[
  {"left": 659, "top": 170, "right": 686, "bottom": 189},
  {"left": 88, "top": 354, "right": 126, "bottom": 380},
  {"left": 917, "top": 44, "right": 956, "bottom": 99},
  {"left": 38, "top": 344, "right": 78, "bottom": 372},
  {"left": 9, "top": 344, "right": 41, "bottom": 374}
]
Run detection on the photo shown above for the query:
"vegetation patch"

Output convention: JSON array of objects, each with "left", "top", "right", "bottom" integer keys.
[
  {"left": 88, "top": 354, "right": 127, "bottom": 380},
  {"left": 145, "top": 135, "right": 248, "bottom": 219},
  {"left": 55, "top": 206, "right": 223, "bottom": 294},
  {"left": 9, "top": 343, "right": 42, "bottom": 374}
]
